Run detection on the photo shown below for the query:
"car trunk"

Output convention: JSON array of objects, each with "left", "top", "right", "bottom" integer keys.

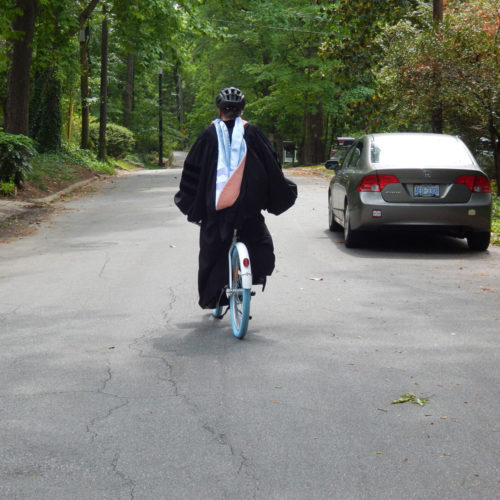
[{"left": 376, "top": 167, "right": 478, "bottom": 204}]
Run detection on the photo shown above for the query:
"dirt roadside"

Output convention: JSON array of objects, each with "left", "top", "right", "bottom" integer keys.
[{"left": 0, "top": 167, "right": 103, "bottom": 243}]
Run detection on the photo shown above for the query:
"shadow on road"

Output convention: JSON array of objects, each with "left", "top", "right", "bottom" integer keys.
[
  {"left": 324, "top": 229, "right": 493, "bottom": 260},
  {"left": 151, "top": 315, "right": 275, "bottom": 357}
]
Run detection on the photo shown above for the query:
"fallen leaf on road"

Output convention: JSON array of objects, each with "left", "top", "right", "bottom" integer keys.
[
  {"left": 481, "top": 287, "right": 497, "bottom": 293},
  {"left": 391, "top": 393, "right": 429, "bottom": 406},
  {"left": 169, "top": 244, "right": 176, "bottom": 248}
]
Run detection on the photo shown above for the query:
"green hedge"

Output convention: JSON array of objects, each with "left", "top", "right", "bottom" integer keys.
[
  {"left": 89, "top": 122, "right": 136, "bottom": 158},
  {"left": 0, "top": 132, "right": 37, "bottom": 186}
]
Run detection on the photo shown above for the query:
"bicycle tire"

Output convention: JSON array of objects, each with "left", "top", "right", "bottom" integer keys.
[{"left": 229, "top": 246, "right": 251, "bottom": 339}]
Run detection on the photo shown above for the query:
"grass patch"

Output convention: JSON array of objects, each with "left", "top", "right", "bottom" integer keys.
[
  {"left": 492, "top": 195, "right": 500, "bottom": 245},
  {"left": 125, "top": 153, "right": 165, "bottom": 170},
  {"left": 29, "top": 153, "right": 81, "bottom": 192},
  {"left": 114, "top": 158, "right": 142, "bottom": 171},
  {"left": 26, "top": 149, "right": 114, "bottom": 193},
  {"left": 65, "top": 149, "right": 115, "bottom": 175}
]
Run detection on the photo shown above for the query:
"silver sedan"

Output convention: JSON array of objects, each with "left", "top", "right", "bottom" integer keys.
[{"left": 328, "top": 133, "right": 492, "bottom": 250}]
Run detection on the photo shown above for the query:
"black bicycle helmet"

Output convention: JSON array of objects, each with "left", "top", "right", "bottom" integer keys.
[{"left": 215, "top": 87, "right": 246, "bottom": 110}]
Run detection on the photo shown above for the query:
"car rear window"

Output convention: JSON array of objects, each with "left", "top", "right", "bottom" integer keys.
[{"left": 370, "top": 135, "right": 475, "bottom": 167}]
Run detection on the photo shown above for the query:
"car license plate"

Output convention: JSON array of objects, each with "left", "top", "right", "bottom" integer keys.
[{"left": 414, "top": 184, "right": 439, "bottom": 197}]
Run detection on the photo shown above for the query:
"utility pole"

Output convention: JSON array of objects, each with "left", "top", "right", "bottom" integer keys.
[{"left": 158, "top": 67, "right": 163, "bottom": 167}]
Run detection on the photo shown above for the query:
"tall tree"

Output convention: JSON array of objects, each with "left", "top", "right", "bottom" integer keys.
[
  {"left": 98, "top": 3, "right": 108, "bottom": 159},
  {"left": 376, "top": 0, "right": 499, "bottom": 186},
  {"left": 431, "top": 0, "right": 444, "bottom": 133},
  {"left": 4, "top": 0, "right": 38, "bottom": 135}
]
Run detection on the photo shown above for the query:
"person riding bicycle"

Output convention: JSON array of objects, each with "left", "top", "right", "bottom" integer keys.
[{"left": 175, "top": 86, "right": 297, "bottom": 309}]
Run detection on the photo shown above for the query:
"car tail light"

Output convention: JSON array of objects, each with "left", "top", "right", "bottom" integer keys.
[
  {"left": 455, "top": 175, "right": 491, "bottom": 193},
  {"left": 473, "top": 175, "right": 492, "bottom": 193},
  {"left": 243, "top": 258, "right": 250, "bottom": 268},
  {"left": 357, "top": 174, "right": 399, "bottom": 192},
  {"left": 378, "top": 174, "right": 400, "bottom": 190}
]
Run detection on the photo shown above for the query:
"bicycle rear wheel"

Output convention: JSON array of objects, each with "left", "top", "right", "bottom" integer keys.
[{"left": 229, "top": 246, "right": 251, "bottom": 339}]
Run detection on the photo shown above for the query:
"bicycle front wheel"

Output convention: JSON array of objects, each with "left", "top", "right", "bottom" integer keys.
[{"left": 229, "top": 246, "right": 251, "bottom": 339}]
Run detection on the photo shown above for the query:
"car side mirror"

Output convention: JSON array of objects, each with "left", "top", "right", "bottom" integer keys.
[{"left": 325, "top": 159, "right": 339, "bottom": 171}]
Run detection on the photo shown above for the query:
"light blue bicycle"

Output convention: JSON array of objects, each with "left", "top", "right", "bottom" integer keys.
[{"left": 213, "top": 230, "right": 253, "bottom": 339}]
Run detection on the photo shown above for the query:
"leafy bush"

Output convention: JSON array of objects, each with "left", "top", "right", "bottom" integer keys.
[
  {"left": 89, "top": 122, "right": 135, "bottom": 158},
  {"left": 0, "top": 132, "right": 37, "bottom": 186},
  {"left": 0, "top": 179, "right": 16, "bottom": 196}
]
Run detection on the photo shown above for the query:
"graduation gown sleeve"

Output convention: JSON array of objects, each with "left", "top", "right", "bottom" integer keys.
[
  {"left": 244, "top": 125, "right": 298, "bottom": 216},
  {"left": 174, "top": 126, "right": 218, "bottom": 224}
]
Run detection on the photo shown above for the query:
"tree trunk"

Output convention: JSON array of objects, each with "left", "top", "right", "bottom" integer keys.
[
  {"left": 433, "top": 0, "right": 443, "bottom": 22},
  {"left": 98, "top": 6, "right": 108, "bottom": 160},
  {"left": 78, "top": 0, "right": 100, "bottom": 149},
  {"left": 4, "top": 0, "right": 38, "bottom": 136},
  {"left": 68, "top": 86, "right": 74, "bottom": 143},
  {"left": 123, "top": 52, "right": 135, "bottom": 129},
  {"left": 495, "top": 143, "right": 500, "bottom": 193},
  {"left": 80, "top": 25, "right": 91, "bottom": 149},
  {"left": 431, "top": 0, "right": 444, "bottom": 134},
  {"left": 303, "top": 104, "right": 325, "bottom": 164}
]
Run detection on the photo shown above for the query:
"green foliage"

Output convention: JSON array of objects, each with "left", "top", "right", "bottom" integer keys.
[
  {"left": 0, "top": 179, "right": 16, "bottom": 196},
  {"left": 89, "top": 122, "right": 136, "bottom": 158},
  {"left": 184, "top": 0, "right": 339, "bottom": 161},
  {"left": 0, "top": 132, "right": 37, "bottom": 186},
  {"left": 375, "top": 0, "right": 500, "bottom": 184}
]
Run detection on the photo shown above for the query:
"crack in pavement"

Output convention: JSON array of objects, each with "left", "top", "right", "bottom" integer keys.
[
  {"left": 86, "top": 364, "right": 129, "bottom": 442},
  {"left": 111, "top": 452, "right": 136, "bottom": 500},
  {"left": 128, "top": 286, "right": 259, "bottom": 494},
  {"left": 98, "top": 251, "right": 111, "bottom": 279}
]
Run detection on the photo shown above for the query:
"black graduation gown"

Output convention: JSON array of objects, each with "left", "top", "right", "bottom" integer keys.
[{"left": 175, "top": 121, "right": 297, "bottom": 309}]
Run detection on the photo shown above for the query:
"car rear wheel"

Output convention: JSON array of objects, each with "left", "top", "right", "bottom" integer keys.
[
  {"left": 467, "top": 232, "right": 490, "bottom": 251},
  {"left": 343, "top": 202, "right": 360, "bottom": 248},
  {"left": 328, "top": 193, "right": 342, "bottom": 232}
]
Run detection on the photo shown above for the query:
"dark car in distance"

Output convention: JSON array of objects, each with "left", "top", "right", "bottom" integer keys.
[
  {"left": 325, "top": 137, "right": 355, "bottom": 170},
  {"left": 327, "top": 133, "right": 492, "bottom": 250}
]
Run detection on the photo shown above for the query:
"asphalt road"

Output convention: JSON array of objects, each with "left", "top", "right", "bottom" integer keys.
[{"left": 0, "top": 168, "right": 499, "bottom": 499}]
